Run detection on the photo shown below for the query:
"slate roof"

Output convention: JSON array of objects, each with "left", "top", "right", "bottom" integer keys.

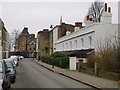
[
  {"left": 19, "top": 27, "right": 30, "bottom": 37},
  {"left": 28, "top": 37, "right": 36, "bottom": 45}
]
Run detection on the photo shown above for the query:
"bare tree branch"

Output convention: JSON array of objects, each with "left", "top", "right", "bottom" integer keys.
[
  {"left": 10, "top": 29, "right": 20, "bottom": 46},
  {"left": 87, "top": 1, "right": 104, "bottom": 22}
]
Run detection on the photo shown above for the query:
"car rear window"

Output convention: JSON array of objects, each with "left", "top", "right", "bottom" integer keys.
[{"left": 5, "top": 61, "right": 13, "bottom": 68}]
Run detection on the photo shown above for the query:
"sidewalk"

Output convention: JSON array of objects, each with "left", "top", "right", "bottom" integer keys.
[{"left": 32, "top": 59, "right": 119, "bottom": 90}]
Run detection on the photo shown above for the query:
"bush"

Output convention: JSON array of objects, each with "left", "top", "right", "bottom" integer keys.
[
  {"left": 86, "top": 53, "right": 95, "bottom": 68},
  {"left": 87, "top": 47, "right": 119, "bottom": 73},
  {"left": 50, "top": 52, "right": 65, "bottom": 58},
  {"left": 41, "top": 55, "right": 51, "bottom": 65},
  {"left": 50, "top": 52, "right": 69, "bottom": 68},
  {"left": 61, "top": 57, "right": 69, "bottom": 68}
]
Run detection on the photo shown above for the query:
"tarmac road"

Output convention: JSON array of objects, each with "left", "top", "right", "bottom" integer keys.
[{"left": 11, "top": 58, "right": 97, "bottom": 89}]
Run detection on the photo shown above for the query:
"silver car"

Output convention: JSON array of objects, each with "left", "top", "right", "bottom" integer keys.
[
  {"left": 0, "top": 60, "right": 11, "bottom": 90},
  {"left": 4, "top": 58, "right": 16, "bottom": 72},
  {"left": 4, "top": 60, "right": 16, "bottom": 83}
]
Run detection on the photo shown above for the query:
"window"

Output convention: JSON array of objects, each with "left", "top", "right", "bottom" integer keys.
[
  {"left": 62, "top": 43, "right": 64, "bottom": 51},
  {"left": 75, "top": 40, "right": 77, "bottom": 49},
  {"left": 45, "top": 47, "right": 48, "bottom": 53},
  {"left": 66, "top": 42, "right": 67, "bottom": 50},
  {"left": 70, "top": 41, "right": 72, "bottom": 49},
  {"left": 89, "top": 36, "right": 92, "bottom": 47},
  {"left": 81, "top": 38, "right": 84, "bottom": 47}
]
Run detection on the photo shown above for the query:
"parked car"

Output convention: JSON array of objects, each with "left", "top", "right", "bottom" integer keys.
[
  {"left": 4, "top": 60, "right": 16, "bottom": 83},
  {"left": 0, "top": 85, "right": 3, "bottom": 90},
  {"left": 0, "top": 60, "right": 11, "bottom": 90},
  {"left": 4, "top": 58, "right": 16, "bottom": 69},
  {"left": 18, "top": 56, "right": 24, "bottom": 60},
  {"left": 10, "top": 56, "right": 19, "bottom": 66}
]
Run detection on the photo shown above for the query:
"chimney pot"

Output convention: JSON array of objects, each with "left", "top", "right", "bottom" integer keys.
[
  {"left": 87, "top": 15, "right": 89, "bottom": 20},
  {"left": 89, "top": 17, "right": 92, "bottom": 21},
  {"left": 108, "top": 7, "right": 111, "bottom": 13},
  {"left": 105, "top": 3, "right": 107, "bottom": 12}
]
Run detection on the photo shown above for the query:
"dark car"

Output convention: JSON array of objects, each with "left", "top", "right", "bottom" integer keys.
[
  {"left": 4, "top": 60, "right": 16, "bottom": 83},
  {"left": 0, "top": 60, "right": 11, "bottom": 90}
]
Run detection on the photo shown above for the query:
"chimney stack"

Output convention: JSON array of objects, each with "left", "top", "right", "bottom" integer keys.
[
  {"left": 74, "top": 22, "right": 82, "bottom": 32},
  {"left": 85, "top": 15, "right": 93, "bottom": 26},
  {"left": 30, "top": 34, "right": 35, "bottom": 38},
  {"left": 75, "top": 22, "right": 82, "bottom": 28},
  {"left": 101, "top": 3, "right": 112, "bottom": 24}
]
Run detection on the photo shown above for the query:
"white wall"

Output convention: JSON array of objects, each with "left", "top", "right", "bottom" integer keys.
[
  {"left": 53, "top": 26, "right": 59, "bottom": 52},
  {"left": 94, "top": 24, "right": 118, "bottom": 52},
  {"left": 55, "top": 23, "right": 118, "bottom": 53},
  {"left": 55, "top": 24, "right": 96, "bottom": 52}
]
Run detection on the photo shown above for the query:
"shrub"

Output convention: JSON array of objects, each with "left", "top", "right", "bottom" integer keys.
[
  {"left": 41, "top": 55, "right": 51, "bottom": 65},
  {"left": 50, "top": 52, "right": 69, "bottom": 68}
]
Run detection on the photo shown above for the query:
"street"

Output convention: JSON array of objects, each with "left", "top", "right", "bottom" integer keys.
[{"left": 11, "top": 58, "right": 96, "bottom": 89}]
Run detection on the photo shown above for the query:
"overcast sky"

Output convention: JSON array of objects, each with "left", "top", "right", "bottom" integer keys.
[{"left": 0, "top": 0, "right": 119, "bottom": 36}]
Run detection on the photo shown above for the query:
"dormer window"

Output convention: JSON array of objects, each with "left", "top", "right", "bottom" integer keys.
[{"left": 30, "top": 41, "right": 35, "bottom": 46}]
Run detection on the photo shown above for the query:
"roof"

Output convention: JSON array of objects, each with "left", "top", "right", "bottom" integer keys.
[
  {"left": 19, "top": 27, "right": 30, "bottom": 37},
  {"left": 28, "top": 38, "right": 36, "bottom": 45},
  {"left": 0, "top": 18, "right": 4, "bottom": 28},
  {"left": 63, "top": 49, "right": 94, "bottom": 58},
  {"left": 15, "top": 38, "right": 20, "bottom": 45}
]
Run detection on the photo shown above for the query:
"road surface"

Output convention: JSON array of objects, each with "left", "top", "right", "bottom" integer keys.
[{"left": 11, "top": 58, "right": 97, "bottom": 89}]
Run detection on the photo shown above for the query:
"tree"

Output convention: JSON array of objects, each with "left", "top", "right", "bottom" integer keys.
[
  {"left": 10, "top": 29, "right": 20, "bottom": 47},
  {"left": 96, "top": 36, "right": 119, "bottom": 72},
  {"left": 87, "top": 36, "right": 119, "bottom": 73},
  {"left": 87, "top": 0, "right": 104, "bottom": 22}
]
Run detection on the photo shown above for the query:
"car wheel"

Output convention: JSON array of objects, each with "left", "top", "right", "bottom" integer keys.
[{"left": 11, "top": 79, "right": 15, "bottom": 83}]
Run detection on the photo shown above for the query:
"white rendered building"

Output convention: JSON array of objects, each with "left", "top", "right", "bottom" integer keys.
[{"left": 54, "top": 3, "right": 118, "bottom": 60}]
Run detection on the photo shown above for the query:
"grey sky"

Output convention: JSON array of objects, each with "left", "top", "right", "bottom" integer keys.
[{"left": 0, "top": 0, "right": 119, "bottom": 35}]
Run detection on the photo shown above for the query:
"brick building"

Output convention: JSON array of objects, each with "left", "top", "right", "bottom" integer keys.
[
  {"left": 15, "top": 27, "right": 36, "bottom": 57},
  {"left": 36, "top": 21, "right": 74, "bottom": 59},
  {"left": 37, "top": 29, "right": 50, "bottom": 58}
]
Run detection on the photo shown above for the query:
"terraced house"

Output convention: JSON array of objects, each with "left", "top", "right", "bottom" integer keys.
[{"left": 54, "top": 3, "right": 119, "bottom": 70}]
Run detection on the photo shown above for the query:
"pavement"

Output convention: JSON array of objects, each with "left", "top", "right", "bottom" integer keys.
[{"left": 31, "top": 58, "right": 119, "bottom": 90}]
